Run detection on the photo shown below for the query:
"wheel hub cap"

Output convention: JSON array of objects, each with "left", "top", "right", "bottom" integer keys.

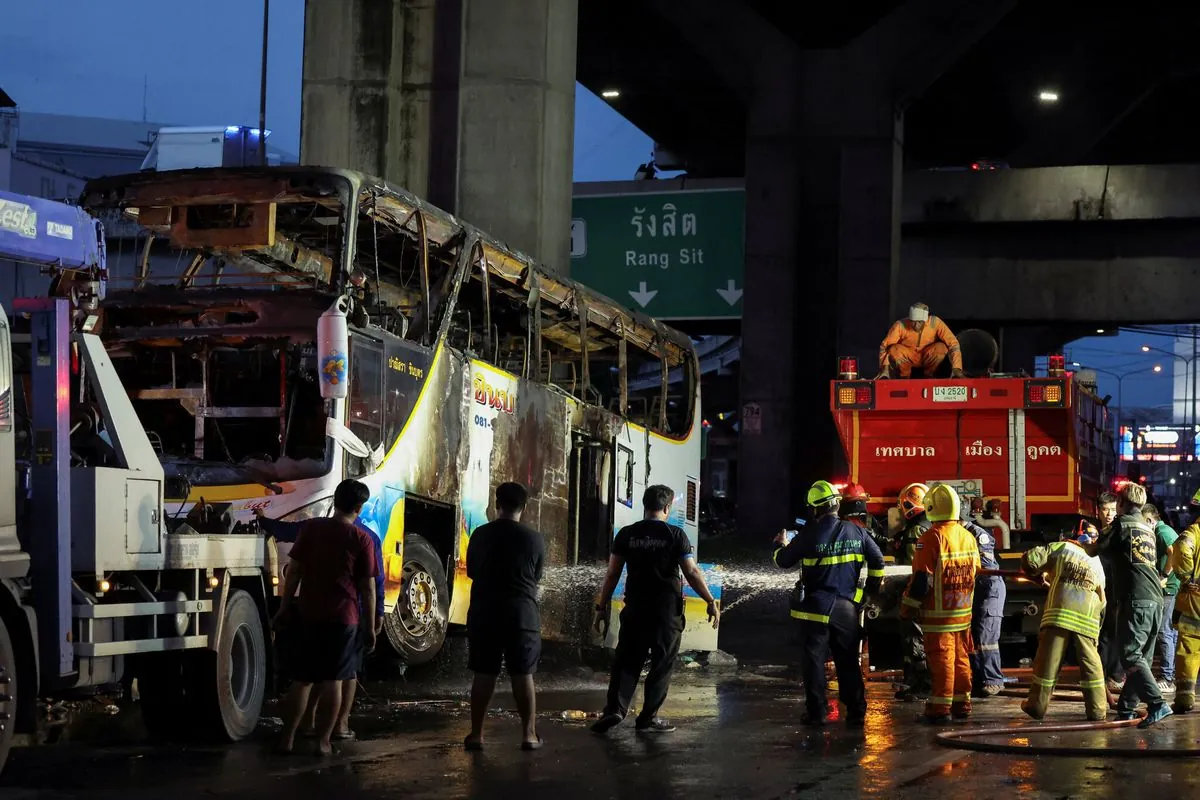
[{"left": 408, "top": 570, "right": 436, "bottom": 623}]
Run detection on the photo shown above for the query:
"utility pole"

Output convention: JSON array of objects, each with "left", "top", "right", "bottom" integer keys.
[
  {"left": 259, "top": 0, "right": 270, "bottom": 166},
  {"left": 1192, "top": 324, "right": 1197, "bottom": 494}
]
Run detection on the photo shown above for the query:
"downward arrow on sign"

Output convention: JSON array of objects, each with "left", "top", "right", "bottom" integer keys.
[
  {"left": 716, "top": 279, "right": 743, "bottom": 306},
  {"left": 628, "top": 281, "right": 658, "bottom": 308}
]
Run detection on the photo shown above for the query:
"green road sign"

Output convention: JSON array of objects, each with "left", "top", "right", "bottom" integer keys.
[{"left": 570, "top": 186, "right": 744, "bottom": 319}]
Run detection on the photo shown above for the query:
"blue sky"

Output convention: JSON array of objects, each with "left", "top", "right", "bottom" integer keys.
[
  {"left": 1066, "top": 330, "right": 1178, "bottom": 413},
  {"left": 0, "top": 1, "right": 1180, "bottom": 412},
  {"left": 0, "top": 0, "right": 652, "bottom": 179}
]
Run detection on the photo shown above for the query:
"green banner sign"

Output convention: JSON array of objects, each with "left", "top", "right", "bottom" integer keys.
[{"left": 570, "top": 187, "right": 744, "bottom": 319}]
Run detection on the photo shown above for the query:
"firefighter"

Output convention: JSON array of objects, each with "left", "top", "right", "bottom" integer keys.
[
  {"left": 1019, "top": 520, "right": 1107, "bottom": 721},
  {"left": 843, "top": 482, "right": 890, "bottom": 554},
  {"left": 1095, "top": 482, "right": 1172, "bottom": 728},
  {"left": 901, "top": 483, "right": 980, "bottom": 723},
  {"left": 876, "top": 303, "right": 965, "bottom": 379},
  {"left": 895, "top": 482, "right": 933, "bottom": 701},
  {"left": 773, "top": 480, "right": 886, "bottom": 726},
  {"left": 1170, "top": 492, "right": 1200, "bottom": 714},
  {"left": 896, "top": 483, "right": 932, "bottom": 565},
  {"left": 961, "top": 502, "right": 1006, "bottom": 697}
]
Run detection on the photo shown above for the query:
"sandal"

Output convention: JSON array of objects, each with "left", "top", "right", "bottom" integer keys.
[
  {"left": 463, "top": 735, "right": 484, "bottom": 752},
  {"left": 332, "top": 729, "right": 357, "bottom": 741},
  {"left": 520, "top": 736, "right": 545, "bottom": 751}
]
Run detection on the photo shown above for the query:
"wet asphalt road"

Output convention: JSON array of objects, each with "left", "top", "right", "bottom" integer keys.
[
  {"left": 7, "top": 588, "right": 1200, "bottom": 798},
  {"left": 8, "top": 663, "right": 1200, "bottom": 799}
]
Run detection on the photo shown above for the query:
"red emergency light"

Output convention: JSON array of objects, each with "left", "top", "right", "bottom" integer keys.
[
  {"left": 838, "top": 356, "right": 859, "bottom": 380},
  {"left": 1047, "top": 353, "right": 1066, "bottom": 377}
]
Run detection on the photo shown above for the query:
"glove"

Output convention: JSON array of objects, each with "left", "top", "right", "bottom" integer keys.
[{"left": 593, "top": 604, "right": 610, "bottom": 639}]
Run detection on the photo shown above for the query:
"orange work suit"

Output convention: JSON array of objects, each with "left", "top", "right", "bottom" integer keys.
[
  {"left": 879, "top": 317, "right": 962, "bottom": 377},
  {"left": 901, "top": 521, "right": 980, "bottom": 719}
]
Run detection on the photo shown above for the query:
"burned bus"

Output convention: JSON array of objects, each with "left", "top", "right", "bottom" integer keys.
[{"left": 80, "top": 166, "right": 713, "bottom": 663}]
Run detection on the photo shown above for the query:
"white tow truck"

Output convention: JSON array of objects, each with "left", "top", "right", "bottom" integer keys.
[{"left": 0, "top": 189, "right": 273, "bottom": 774}]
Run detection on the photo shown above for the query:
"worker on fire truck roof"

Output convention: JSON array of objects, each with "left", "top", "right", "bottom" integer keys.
[{"left": 877, "top": 303, "right": 964, "bottom": 380}]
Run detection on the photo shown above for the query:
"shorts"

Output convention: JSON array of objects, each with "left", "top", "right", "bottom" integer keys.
[
  {"left": 286, "top": 621, "right": 361, "bottom": 684},
  {"left": 467, "top": 626, "right": 541, "bottom": 676}
]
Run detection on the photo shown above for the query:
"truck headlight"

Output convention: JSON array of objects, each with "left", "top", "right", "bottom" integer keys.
[{"left": 279, "top": 497, "right": 334, "bottom": 522}]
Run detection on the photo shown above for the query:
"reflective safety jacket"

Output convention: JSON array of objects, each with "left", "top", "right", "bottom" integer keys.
[
  {"left": 774, "top": 514, "right": 887, "bottom": 624},
  {"left": 902, "top": 521, "right": 980, "bottom": 633},
  {"left": 1022, "top": 540, "right": 1103, "bottom": 639},
  {"left": 964, "top": 519, "right": 1006, "bottom": 616},
  {"left": 1171, "top": 526, "right": 1200, "bottom": 634}
]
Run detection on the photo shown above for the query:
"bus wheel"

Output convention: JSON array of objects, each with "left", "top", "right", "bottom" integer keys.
[
  {"left": 197, "top": 589, "right": 268, "bottom": 741},
  {"left": 385, "top": 535, "right": 449, "bottom": 665},
  {"left": 0, "top": 616, "right": 16, "bottom": 775}
]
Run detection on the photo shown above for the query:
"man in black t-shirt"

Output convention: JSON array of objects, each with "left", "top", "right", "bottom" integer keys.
[
  {"left": 591, "top": 485, "right": 719, "bottom": 735},
  {"left": 464, "top": 482, "right": 546, "bottom": 751}
]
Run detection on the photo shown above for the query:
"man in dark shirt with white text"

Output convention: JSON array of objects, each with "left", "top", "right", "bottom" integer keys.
[
  {"left": 592, "top": 485, "right": 719, "bottom": 735},
  {"left": 464, "top": 482, "right": 546, "bottom": 751}
]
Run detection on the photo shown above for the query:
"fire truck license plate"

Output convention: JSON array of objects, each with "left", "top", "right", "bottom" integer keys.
[{"left": 932, "top": 386, "right": 968, "bottom": 403}]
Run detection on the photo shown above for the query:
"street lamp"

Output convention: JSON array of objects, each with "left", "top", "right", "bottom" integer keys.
[
  {"left": 1071, "top": 362, "right": 1164, "bottom": 437},
  {"left": 1141, "top": 343, "right": 1196, "bottom": 433},
  {"left": 1143, "top": 341, "right": 1200, "bottom": 497}
]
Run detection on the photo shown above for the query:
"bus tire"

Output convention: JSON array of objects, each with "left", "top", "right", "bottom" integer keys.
[
  {"left": 385, "top": 534, "right": 449, "bottom": 665},
  {"left": 0, "top": 616, "right": 16, "bottom": 775},
  {"left": 197, "top": 589, "right": 268, "bottom": 741}
]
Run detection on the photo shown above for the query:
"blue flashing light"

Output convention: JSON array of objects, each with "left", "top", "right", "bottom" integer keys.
[{"left": 225, "top": 126, "right": 272, "bottom": 138}]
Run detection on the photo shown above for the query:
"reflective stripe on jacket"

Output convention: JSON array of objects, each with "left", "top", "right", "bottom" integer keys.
[
  {"left": 1022, "top": 540, "right": 1103, "bottom": 639},
  {"left": 1171, "top": 526, "right": 1200, "bottom": 623},
  {"left": 774, "top": 514, "right": 886, "bottom": 624},
  {"left": 902, "top": 521, "right": 979, "bottom": 633}
]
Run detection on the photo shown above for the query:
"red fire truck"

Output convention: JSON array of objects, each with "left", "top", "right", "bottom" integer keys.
[
  {"left": 831, "top": 353, "right": 1116, "bottom": 541},
  {"left": 829, "top": 349, "right": 1117, "bottom": 658}
]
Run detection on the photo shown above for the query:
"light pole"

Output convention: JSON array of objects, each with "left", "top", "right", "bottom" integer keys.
[
  {"left": 259, "top": 0, "right": 270, "bottom": 167},
  {"left": 1141, "top": 344, "right": 1198, "bottom": 491},
  {"left": 1140, "top": 343, "right": 1195, "bottom": 432},
  {"left": 1071, "top": 362, "right": 1163, "bottom": 440}
]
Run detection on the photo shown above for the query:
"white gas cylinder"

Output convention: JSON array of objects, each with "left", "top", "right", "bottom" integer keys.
[{"left": 317, "top": 297, "right": 351, "bottom": 399}]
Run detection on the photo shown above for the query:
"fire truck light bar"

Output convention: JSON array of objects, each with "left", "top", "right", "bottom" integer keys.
[{"left": 835, "top": 381, "right": 875, "bottom": 410}]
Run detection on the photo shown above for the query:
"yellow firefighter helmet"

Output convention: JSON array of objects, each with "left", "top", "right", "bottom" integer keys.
[{"left": 925, "top": 483, "right": 962, "bottom": 523}]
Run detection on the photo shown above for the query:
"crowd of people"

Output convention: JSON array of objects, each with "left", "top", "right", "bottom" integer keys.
[
  {"left": 259, "top": 469, "right": 1197, "bottom": 756},
  {"left": 772, "top": 478, "right": 1195, "bottom": 729},
  {"left": 262, "top": 478, "right": 717, "bottom": 755}
]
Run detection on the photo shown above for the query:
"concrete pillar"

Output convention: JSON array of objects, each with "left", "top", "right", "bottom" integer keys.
[
  {"left": 737, "top": 52, "right": 902, "bottom": 535},
  {"left": 735, "top": 0, "right": 1013, "bottom": 535},
  {"left": 301, "top": 0, "right": 577, "bottom": 270}
]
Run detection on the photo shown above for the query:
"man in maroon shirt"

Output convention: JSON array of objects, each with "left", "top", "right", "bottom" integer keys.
[{"left": 275, "top": 479, "right": 378, "bottom": 756}]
